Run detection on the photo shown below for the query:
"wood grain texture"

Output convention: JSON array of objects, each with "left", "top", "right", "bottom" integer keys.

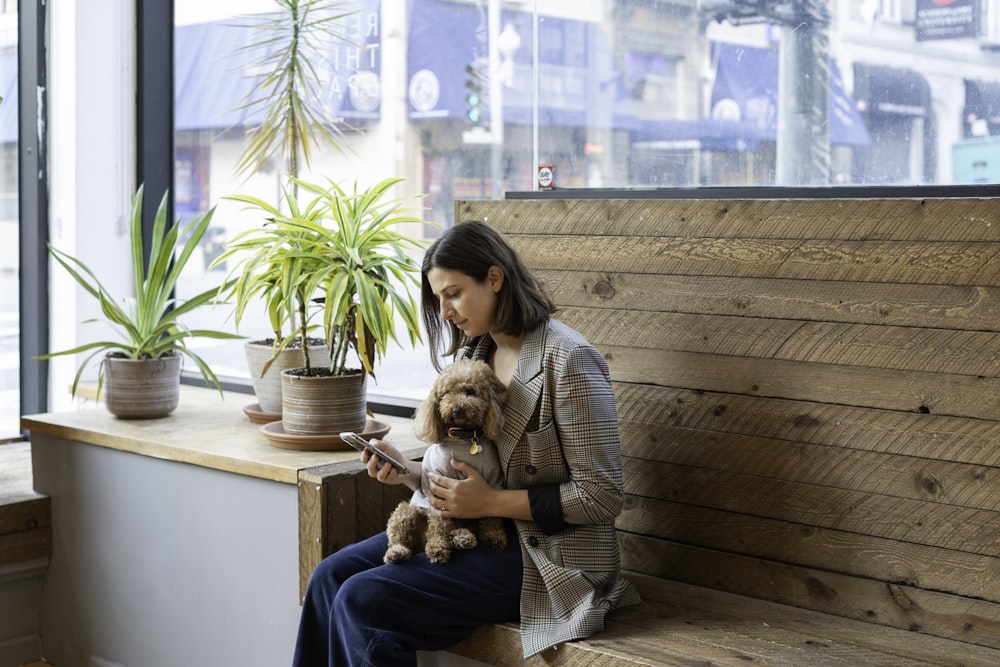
[
  {"left": 0, "top": 442, "right": 52, "bottom": 566},
  {"left": 618, "top": 497, "right": 1000, "bottom": 602},
  {"left": 558, "top": 307, "right": 1000, "bottom": 376},
  {"left": 540, "top": 270, "right": 1000, "bottom": 329},
  {"left": 614, "top": 384, "right": 1000, "bottom": 466},
  {"left": 447, "top": 198, "right": 1000, "bottom": 662},
  {"left": 509, "top": 235, "right": 1000, "bottom": 286},
  {"left": 460, "top": 198, "right": 1000, "bottom": 241},
  {"left": 619, "top": 536, "right": 1000, "bottom": 651},
  {"left": 297, "top": 454, "right": 416, "bottom": 599},
  {"left": 622, "top": 424, "right": 1000, "bottom": 511},
  {"left": 451, "top": 572, "right": 1000, "bottom": 667},
  {"left": 20, "top": 394, "right": 406, "bottom": 484}
]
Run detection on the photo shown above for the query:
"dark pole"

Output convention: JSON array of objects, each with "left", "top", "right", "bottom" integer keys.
[
  {"left": 19, "top": 0, "right": 49, "bottom": 419},
  {"left": 776, "top": 0, "right": 831, "bottom": 185},
  {"left": 136, "top": 0, "right": 175, "bottom": 260}
]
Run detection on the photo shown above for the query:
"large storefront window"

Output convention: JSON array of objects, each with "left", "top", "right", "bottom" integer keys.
[
  {"left": 1, "top": 8, "right": 18, "bottom": 437},
  {"left": 173, "top": 0, "right": 1000, "bottom": 401}
]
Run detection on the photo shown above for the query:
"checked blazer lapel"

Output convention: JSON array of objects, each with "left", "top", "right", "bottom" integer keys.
[{"left": 466, "top": 323, "right": 547, "bottom": 470}]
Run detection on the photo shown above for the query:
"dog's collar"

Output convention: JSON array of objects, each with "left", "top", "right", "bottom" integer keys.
[
  {"left": 446, "top": 427, "right": 485, "bottom": 455},
  {"left": 446, "top": 427, "right": 483, "bottom": 441}
]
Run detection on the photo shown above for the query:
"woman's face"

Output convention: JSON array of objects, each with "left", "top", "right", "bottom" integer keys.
[{"left": 426, "top": 266, "right": 501, "bottom": 338}]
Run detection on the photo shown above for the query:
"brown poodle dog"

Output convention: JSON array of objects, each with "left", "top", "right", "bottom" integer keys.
[{"left": 384, "top": 359, "right": 508, "bottom": 564}]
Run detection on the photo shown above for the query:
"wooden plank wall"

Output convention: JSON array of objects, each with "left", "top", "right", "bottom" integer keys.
[
  {"left": 298, "top": 459, "right": 411, "bottom": 600},
  {"left": 457, "top": 197, "right": 1000, "bottom": 649}
]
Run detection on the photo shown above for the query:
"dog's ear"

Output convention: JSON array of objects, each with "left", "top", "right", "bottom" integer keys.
[
  {"left": 482, "top": 370, "right": 507, "bottom": 439},
  {"left": 484, "top": 394, "right": 505, "bottom": 440},
  {"left": 413, "top": 395, "right": 444, "bottom": 443}
]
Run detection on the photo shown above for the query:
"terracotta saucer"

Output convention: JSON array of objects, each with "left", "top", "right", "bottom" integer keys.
[
  {"left": 260, "top": 417, "right": 391, "bottom": 451},
  {"left": 243, "top": 403, "right": 282, "bottom": 424}
]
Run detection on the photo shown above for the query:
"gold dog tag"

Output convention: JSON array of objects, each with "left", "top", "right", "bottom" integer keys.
[{"left": 469, "top": 434, "right": 481, "bottom": 455}]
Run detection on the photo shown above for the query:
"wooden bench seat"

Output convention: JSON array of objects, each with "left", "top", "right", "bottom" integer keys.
[
  {"left": 300, "top": 196, "right": 1000, "bottom": 665},
  {"left": 453, "top": 572, "right": 1000, "bottom": 666},
  {"left": 452, "top": 572, "right": 998, "bottom": 667}
]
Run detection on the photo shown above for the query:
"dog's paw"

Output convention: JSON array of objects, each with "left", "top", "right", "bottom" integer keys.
[
  {"left": 450, "top": 527, "right": 478, "bottom": 551},
  {"left": 426, "top": 544, "right": 452, "bottom": 564},
  {"left": 384, "top": 544, "right": 413, "bottom": 564}
]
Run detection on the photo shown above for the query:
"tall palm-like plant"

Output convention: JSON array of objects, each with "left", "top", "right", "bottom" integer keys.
[
  {"left": 215, "top": 0, "right": 428, "bottom": 433},
  {"left": 233, "top": 0, "right": 353, "bottom": 185},
  {"left": 216, "top": 0, "right": 357, "bottom": 372}
]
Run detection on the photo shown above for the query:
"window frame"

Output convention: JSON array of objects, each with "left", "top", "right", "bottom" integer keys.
[
  {"left": 19, "top": 0, "right": 49, "bottom": 424},
  {"left": 19, "top": 1, "right": 1000, "bottom": 425}
]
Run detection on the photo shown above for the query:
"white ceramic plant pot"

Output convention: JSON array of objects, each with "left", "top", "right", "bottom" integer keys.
[{"left": 245, "top": 339, "right": 331, "bottom": 414}]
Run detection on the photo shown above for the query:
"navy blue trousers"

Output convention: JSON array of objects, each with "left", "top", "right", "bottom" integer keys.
[{"left": 292, "top": 520, "right": 522, "bottom": 666}]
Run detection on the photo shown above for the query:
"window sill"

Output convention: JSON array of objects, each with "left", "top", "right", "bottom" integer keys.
[{"left": 20, "top": 384, "right": 425, "bottom": 485}]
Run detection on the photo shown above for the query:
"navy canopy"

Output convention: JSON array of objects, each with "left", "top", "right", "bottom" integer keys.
[
  {"left": 406, "top": 0, "right": 637, "bottom": 130},
  {"left": 632, "top": 118, "right": 769, "bottom": 152},
  {"left": 175, "top": 0, "right": 382, "bottom": 132},
  {"left": 709, "top": 42, "right": 871, "bottom": 147}
]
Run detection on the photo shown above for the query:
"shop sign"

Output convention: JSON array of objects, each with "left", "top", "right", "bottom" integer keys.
[{"left": 916, "top": 0, "right": 978, "bottom": 42}]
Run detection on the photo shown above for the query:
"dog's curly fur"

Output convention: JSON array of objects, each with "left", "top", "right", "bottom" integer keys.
[{"left": 384, "top": 359, "right": 508, "bottom": 564}]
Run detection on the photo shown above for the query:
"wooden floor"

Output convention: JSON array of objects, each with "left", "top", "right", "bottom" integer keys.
[{"left": 452, "top": 572, "right": 1000, "bottom": 666}]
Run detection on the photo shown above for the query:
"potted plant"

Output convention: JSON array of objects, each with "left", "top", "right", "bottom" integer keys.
[
  {"left": 214, "top": 0, "right": 354, "bottom": 418},
  {"left": 216, "top": 175, "right": 427, "bottom": 437},
  {"left": 37, "top": 185, "right": 242, "bottom": 419}
]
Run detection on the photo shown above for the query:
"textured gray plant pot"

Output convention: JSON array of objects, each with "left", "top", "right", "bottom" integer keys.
[
  {"left": 101, "top": 354, "right": 182, "bottom": 419},
  {"left": 280, "top": 369, "right": 367, "bottom": 435}
]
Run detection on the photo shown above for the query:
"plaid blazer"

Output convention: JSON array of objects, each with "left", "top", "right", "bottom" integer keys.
[{"left": 465, "top": 318, "right": 641, "bottom": 658}]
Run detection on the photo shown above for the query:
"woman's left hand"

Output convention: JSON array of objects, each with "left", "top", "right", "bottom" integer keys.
[{"left": 427, "top": 459, "right": 495, "bottom": 519}]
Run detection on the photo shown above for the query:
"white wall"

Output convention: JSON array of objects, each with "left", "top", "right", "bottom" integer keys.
[{"left": 31, "top": 436, "right": 302, "bottom": 667}]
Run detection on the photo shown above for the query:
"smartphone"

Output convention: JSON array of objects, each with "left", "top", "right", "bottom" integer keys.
[{"left": 340, "top": 432, "right": 410, "bottom": 474}]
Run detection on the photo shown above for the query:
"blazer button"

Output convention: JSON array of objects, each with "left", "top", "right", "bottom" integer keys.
[
  {"left": 528, "top": 536, "right": 539, "bottom": 547},
  {"left": 526, "top": 465, "right": 538, "bottom": 475}
]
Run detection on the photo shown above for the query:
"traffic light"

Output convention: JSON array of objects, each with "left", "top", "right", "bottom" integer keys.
[{"left": 464, "top": 63, "right": 483, "bottom": 125}]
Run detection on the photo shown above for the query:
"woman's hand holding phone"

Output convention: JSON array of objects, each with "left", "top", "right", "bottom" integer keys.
[{"left": 340, "top": 432, "right": 419, "bottom": 490}]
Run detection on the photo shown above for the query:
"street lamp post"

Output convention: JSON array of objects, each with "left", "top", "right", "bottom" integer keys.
[
  {"left": 698, "top": 0, "right": 832, "bottom": 185},
  {"left": 776, "top": 0, "right": 830, "bottom": 185}
]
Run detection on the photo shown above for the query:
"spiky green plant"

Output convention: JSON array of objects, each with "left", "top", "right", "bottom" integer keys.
[
  {"left": 37, "top": 185, "right": 242, "bottom": 397},
  {"left": 213, "top": 176, "right": 426, "bottom": 378}
]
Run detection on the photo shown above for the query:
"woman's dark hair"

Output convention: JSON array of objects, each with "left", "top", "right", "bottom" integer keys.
[{"left": 421, "top": 220, "right": 555, "bottom": 368}]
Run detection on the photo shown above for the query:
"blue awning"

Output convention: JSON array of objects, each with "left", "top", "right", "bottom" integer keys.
[
  {"left": 406, "top": 0, "right": 637, "bottom": 130},
  {"left": 175, "top": 0, "right": 382, "bottom": 132},
  {"left": 709, "top": 42, "right": 871, "bottom": 147},
  {"left": 853, "top": 63, "right": 930, "bottom": 118},
  {"left": 632, "top": 119, "right": 768, "bottom": 152},
  {"left": 1, "top": 48, "right": 16, "bottom": 143}
]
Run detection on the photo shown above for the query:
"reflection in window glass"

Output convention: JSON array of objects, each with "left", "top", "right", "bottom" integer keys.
[
  {"left": 1, "top": 8, "right": 18, "bottom": 437},
  {"left": 174, "top": 0, "right": 1000, "bottom": 401}
]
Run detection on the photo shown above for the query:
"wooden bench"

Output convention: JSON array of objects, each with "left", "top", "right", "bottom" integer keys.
[
  {"left": 302, "top": 196, "right": 1000, "bottom": 665},
  {"left": 0, "top": 441, "right": 52, "bottom": 666},
  {"left": 0, "top": 442, "right": 51, "bottom": 567}
]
